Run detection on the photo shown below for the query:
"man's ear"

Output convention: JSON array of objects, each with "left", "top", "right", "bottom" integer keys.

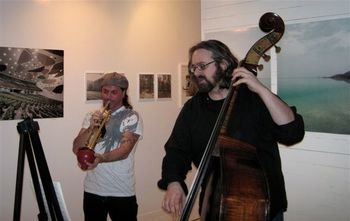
[{"left": 219, "top": 60, "right": 229, "bottom": 72}]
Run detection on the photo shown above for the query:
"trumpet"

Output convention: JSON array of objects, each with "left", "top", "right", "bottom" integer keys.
[{"left": 77, "top": 101, "right": 111, "bottom": 170}]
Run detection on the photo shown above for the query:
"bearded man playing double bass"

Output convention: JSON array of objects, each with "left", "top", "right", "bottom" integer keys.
[{"left": 158, "top": 40, "right": 305, "bottom": 221}]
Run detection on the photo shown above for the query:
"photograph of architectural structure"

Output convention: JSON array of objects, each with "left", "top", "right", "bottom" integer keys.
[{"left": 0, "top": 47, "right": 64, "bottom": 120}]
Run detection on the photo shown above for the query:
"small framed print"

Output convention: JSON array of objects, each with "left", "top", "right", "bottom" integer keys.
[
  {"left": 138, "top": 73, "right": 155, "bottom": 100},
  {"left": 178, "top": 63, "right": 197, "bottom": 107},
  {"left": 157, "top": 73, "right": 171, "bottom": 99},
  {"left": 85, "top": 72, "right": 104, "bottom": 102}
]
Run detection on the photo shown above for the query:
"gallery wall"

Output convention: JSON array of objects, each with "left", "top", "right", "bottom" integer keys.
[
  {"left": 1, "top": 1, "right": 349, "bottom": 221},
  {"left": 201, "top": 1, "right": 349, "bottom": 221},
  {"left": 0, "top": 1, "right": 200, "bottom": 220}
]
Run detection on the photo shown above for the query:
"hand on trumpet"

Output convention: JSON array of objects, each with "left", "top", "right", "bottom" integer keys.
[
  {"left": 83, "top": 153, "right": 105, "bottom": 170},
  {"left": 89, "top": 100, "right": 110, "bottom": 129},
  {"left": 89, "top": 111, "right": 104, "bottom": 128}
]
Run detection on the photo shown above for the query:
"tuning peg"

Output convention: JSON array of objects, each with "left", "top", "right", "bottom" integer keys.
[
  {"left": 275, "top": 45, "right": 281, "bottom": 53},
  {"left": 262, "top": 54, "right": 271, "bottom": 62},
  {"left": 257, "top": 64, "right": 264, "bottom": 71}
]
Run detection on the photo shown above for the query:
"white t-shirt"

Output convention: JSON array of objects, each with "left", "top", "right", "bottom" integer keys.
[{"left": 81, "top": 106, "right": 143, "bottom": 197}]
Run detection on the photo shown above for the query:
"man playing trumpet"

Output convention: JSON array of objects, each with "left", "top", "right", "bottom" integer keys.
[{"left": 73, "top": 72, "right": 143, "bottom": 221}]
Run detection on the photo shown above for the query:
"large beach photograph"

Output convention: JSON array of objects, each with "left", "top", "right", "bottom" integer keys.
[
  {"left": 205, "top": 17, "right": 349, "bottom": 135},
  {"left": 278, "top": 17, "right": 350, "bottom": 134}
]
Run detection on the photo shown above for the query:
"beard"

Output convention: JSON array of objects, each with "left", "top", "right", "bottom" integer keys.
[
  {"left": 192, "top": 68, "right": 226, "bottom": 93},
  {"left": 194, "top": 75, "right": 214, "bottom": 92}
]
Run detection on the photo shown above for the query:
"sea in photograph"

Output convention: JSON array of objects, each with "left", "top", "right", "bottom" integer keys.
[{"left": 278, "top": 76, "right": 349, "bottom": 135}]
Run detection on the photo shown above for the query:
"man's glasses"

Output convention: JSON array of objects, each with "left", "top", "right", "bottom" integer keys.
[{"left": 189, "top": 60, "right": 216, "bottom": 74}]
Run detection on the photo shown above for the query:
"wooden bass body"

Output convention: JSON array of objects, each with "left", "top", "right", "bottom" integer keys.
[{"left": 219, "top": 136, "right": 269, "bottom": 221}]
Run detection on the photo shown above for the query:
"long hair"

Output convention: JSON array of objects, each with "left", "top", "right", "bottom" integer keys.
[
  {"left": 122, "top": 89, "right": 133, "bottom": 109},
  {"left": 188, "top": 39, "right": 239, "bottom": 89}
]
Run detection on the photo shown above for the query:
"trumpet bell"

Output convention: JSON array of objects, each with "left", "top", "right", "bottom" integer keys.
[{"left": 77, "top": 147, "right": 95, "bottom": 170}]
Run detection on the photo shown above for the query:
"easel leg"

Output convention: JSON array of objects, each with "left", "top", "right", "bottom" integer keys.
[
  {"left": 13, "top": 130, "right": 26, "bottom": 221},
  {"left": 13, "top": 118, "right": 64, "bottom": 221},
  {"left": 25, "top": 133, "right": 49, "bottom": 221},
  {"left": 30, "top": 129, "right": 64, "bottom": 220}
]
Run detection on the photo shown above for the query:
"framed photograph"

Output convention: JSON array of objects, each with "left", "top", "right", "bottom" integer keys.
[
  {"left": 277, "top": 17, "right": 350, "bottom": 134},
  {"left": 178, "top": 63, "right": 196, "bottom": 107},
  {"left": 85, "top": 72, "right": 104, "bottom": 101},
  {"left": 138, "top": 73, "right": 155, "bottom": 100},
  {"left": 157, "top": 73, "right": 171, "bottom": 99},
  {"left": 0, "top": 46, "right": 64, "bottom": 120}
]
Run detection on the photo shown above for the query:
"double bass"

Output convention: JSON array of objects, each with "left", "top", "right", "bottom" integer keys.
[{"left": 178, "top": 12, "right": 285, "bottom": 221}]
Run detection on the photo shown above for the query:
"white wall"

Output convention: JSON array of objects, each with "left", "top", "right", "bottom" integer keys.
[
  {"left": 1, "top": 1, "right": 349, "bottom": 221},
  {"left": 0, "top": 1, "right": 201, "bottom": 221},
  {"left": 201, "top": 1, "right": 349, "bottom": 221}
]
